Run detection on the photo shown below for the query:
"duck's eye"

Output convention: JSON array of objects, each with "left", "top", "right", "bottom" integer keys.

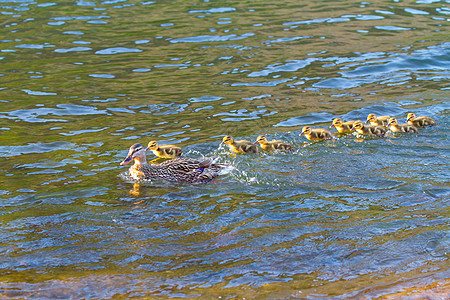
[{"left": 133, "top": 146, "right": 144, "bottom": 154}]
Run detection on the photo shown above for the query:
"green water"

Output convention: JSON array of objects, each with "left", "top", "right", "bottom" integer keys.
[{"left": 0, "top": 0, "right": 449, "bottom": 298}]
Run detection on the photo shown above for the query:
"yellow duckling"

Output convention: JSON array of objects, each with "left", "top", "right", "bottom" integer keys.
[
  {"left": 300, "top": 126, "right": 332, "bottom": 141},
  {"left": 366, "top": 113, "right": 390, "bottom": 127},
  {"left": 406, "top": 113, "right": 436, "bottom": 127},
  {"left": 254, "top": 135, "right": 292, "bottom": 151},
  {"left": 221, "top": 135, "right": 258, "bottom": 154},
  {"left": 352, "top": 120, "right": 386, "bottom": 136},
  {"left": 330, "top": 118, "right": 356, "bottom": 134},
  {"left": 387, "top": 117, "right": 418, "bottom": 133},
  {"left": 146, "top": 140, "right": 182, "bottom": 159}
]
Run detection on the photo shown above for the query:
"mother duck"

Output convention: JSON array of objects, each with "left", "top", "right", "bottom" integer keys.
[{"left": 120, "top": 143, "right": 226, "bottom": 184}]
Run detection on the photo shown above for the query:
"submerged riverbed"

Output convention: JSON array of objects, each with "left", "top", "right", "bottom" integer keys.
[{"left": 0, "top": 0, "right": 449, "bottom": 298}]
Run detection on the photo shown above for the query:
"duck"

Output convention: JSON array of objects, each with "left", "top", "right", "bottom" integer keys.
[
  {"left": 146, "top": 140, "right": 182, "bottom": 159},
  {"left": 330, "top": 118, "right": 356, "bottom": 134},
  {"left": 387, "top": 117, "right": 419, "bottom": 133},
  {"left": 221, "top": 135, "right": 258, "bottom": 154},
  {"left": 120, "top": 143, "right": 226, "bottom": 184},
  {"left": 300, "top": 126, "right": 332, "bottom": 141},
  {"left": 366, "top": 113, "right": 390, "bottom": 127},
  {"left": 352, "top": 120, "right": 386, "bottom": 136},
  {"left": 254, "top": 135, "right": 292, "bottom": 151},
  {"left": 406, "top": 113, "right": 436, "bottom": 127}
]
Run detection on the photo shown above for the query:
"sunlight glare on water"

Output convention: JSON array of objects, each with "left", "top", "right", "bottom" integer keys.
[{"left": 0, "top": 0, "right": 449, "bottom": 298}]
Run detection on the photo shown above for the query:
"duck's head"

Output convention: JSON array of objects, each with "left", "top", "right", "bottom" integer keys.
[
  {"left": 366, "top": 113, "right": 377, "bottom": 124},
  {"left": 352, "top": 120, "right": 364, "bottom": 131},
  {"left": 330, "top": 118, "right": 343, "bottom": 128},
  {"left": 120, "top": 143, "right": 147, "bottom": 165},
  {"left": 300, "top": 126, "right": 312, "bottom": 136},
  {"left": 221, "top": 135, "right": 234, "bottom": 145},
  {"left": 255, "top": 135, "right": 268, "bottom": 144},
  {"left": 387, "top": 117, "right": 398, "bottom": 127},
  {"left": 146, "top": 140, "right": 159, "bottom": 151},
  {"left": 406, "top": 113, "right": 416, "bottom": 121}
]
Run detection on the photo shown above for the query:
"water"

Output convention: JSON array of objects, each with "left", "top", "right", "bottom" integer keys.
[{"left": 1, "top": 0, "right": 449, "bottom": 298}]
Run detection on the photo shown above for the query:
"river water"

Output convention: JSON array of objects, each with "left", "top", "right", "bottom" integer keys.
[{"left": 0, "top": 0, "right": 449, "bottom": 298}]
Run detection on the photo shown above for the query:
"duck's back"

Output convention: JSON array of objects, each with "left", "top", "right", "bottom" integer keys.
[
  {"left": 233, "top": 140, "right": 258, "bottom": 153},
  {"left": 156, "top": 145, "right": 182, "bottom": 158},
  {"left": 338, "top": 122, "right": 355, "bottom": 133},
  {"left": 409, "top": 116, "right": 436, "bottom": 127},
  {"left": 148, "top": 157, "right": 224, "bottom": 184},
  {"left": 367, "top": 125, "right": 386, "bottom": 136}
]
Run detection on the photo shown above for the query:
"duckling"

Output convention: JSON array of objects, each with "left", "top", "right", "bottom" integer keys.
[
  {"left": 387, "top": 117, "right": 418, "bottom": 133},
  {"left": 406, "top": 113, "right": 436, "bottom": 127},
  {"left": 146, "top": 140, "right": 182, "bottom": 159},
  {"left": 300, "top": 126, "right": 332, "bottom": 141},
  {"left": 366, "top": 113, "right": 390, "bottom": 127},
  {"left": 254, "top": 135, "right": 292, "bottom": 151},
  {"left": 352, "top": 120, "right": 386, "bottom": 136},
  {"left": 120, "top": 143, "right": 226, "bottom": 184},
  {"left": 330, "top": 118, "right": 356, "bottom": 134},
  {"left": 221, "top": 135, "right": 258, "bottom": 154}
]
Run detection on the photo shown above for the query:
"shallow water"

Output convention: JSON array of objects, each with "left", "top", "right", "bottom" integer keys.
[{"left": 0, "top": 0, "right": 449, "bottom": 298}]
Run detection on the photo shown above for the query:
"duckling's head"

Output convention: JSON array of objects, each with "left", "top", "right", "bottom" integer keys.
[
  {"left": 146, "top": 140, "right": 159, "bottom": 151},
  {"left": 255, "top": 135, "right": 268, "bottom": 144},
  {"left": 330, "top": 118, "right": 343, "bottom": 128},
  {"left": 352, "top": 120, "right": 364, "bottom": 131},
  {"left": 120, "top": 143, "right": 147, "bottom": 165},
  {"left": 221, "top": 135, "right": 234, "bottom": 145},
  {"left": 366, "top": 113, "right": 377, "bottom": 124},
  {"left": 300, "top": 126, "right": 312, "bottom": 136},
  {"left": 406, "top": 113, "right": 416, "bottom": 121},
  {"left": 387, "top": 117, "right": 398, "bottom": 127}
]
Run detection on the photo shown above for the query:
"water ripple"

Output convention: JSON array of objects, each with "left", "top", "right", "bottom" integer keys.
[
  {"left": 95, "top": 47, "right": 142, "bottom": 55},
  {"left": 0, "top": 104, "right": 108, "bottom": 123},
  {"left": 170, "top": 33, "right": 255, "bottom": 43}
]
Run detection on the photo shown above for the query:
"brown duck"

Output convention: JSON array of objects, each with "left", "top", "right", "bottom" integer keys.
[{"left": 121, "top": 143, "right": 225, "bottom": 184}]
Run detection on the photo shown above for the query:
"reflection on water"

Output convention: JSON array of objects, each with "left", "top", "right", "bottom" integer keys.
[{"left": 0, "top": 0, "right": 449, "bottom": 298}]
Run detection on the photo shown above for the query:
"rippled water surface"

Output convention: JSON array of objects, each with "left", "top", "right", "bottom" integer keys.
[{"left": 1, "top": 0, "right": 449, "bottom": 298}]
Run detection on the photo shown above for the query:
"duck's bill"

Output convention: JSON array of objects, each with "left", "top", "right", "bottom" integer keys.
[
  {"left": 120, "top": 155, "right": 133, "bottom": 165},
  {"left": 144, "top": 147, "right": 149, "bottom": 151},
  {"left": 365, "top": 120, "right": 370, "bottom": 124},
  {"left": 254, "top": 141, "right": 259, "bottom": 144},
  {"left": 299, "top": 132, "right": 305, "bottom": 136},
  {"left": 330, "top": 124, "right": 335, "bottom": 128}
]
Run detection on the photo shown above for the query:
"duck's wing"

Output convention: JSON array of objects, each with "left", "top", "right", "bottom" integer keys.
[
  {"left": 319, "top": 130, "right": 331, "bottom": 139},
  {"left": 246, "top": 144, "right": 258, "bottom": 153},
  {"left": 170, "top": 157, "right": 225, "bottom": 183},
  {"left": 167, "top": 147, "right": 182, "bottom": 157}
]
